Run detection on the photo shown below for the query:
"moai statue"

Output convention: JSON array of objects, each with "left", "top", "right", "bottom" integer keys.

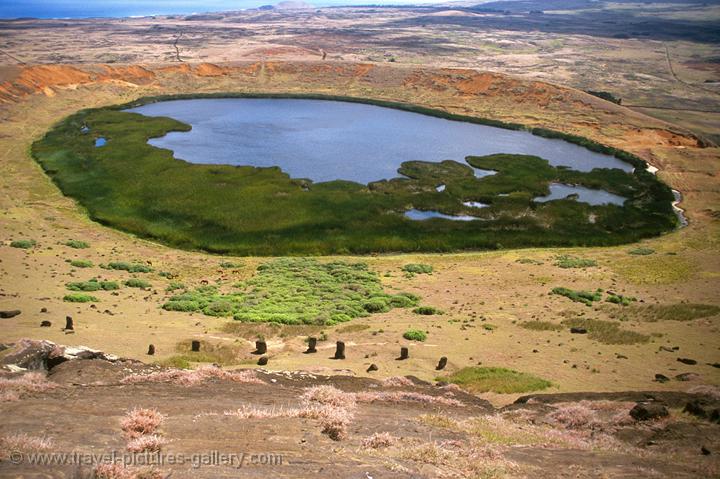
[
  {"left": 254, "top": 340, "right": 267, "bottom": 355},
  {"left": 436, "top": 356, "right": 448, "bottom": 371},
  {"left": 334, "top": 341, "right": 345, "bottom": 360},
  {"left": 65, "top": 316, "right": 74, "bottom": 330},
  {"left": 305, "top": 337, "right": 317, "bottom": 354},
  {"left": 147, "top": 344, "right": 155, "bottom": 355},
  {"left": 398, "top": 347, "right": 409, "bottom": 360},
  {"left": 191, "top": 340, "right": 201, "bottom": 352},
  {"left": 366, "top": 363, "right": 379, "bottom": 372}
]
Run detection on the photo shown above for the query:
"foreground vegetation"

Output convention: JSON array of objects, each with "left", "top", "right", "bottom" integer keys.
[
  {"left": 163, "top": 258, "right": 419, "bottom": 325},
  {"left": 439, "top": 367, "right": 552, "bottom": 394},
  {"left": 31, "top": 94, "right": 678, "bottom": 255}
]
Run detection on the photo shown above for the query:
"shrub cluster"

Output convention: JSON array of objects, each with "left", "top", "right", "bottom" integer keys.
[{"left": 163, "top": 258, "right": 419, "bottom": 325}]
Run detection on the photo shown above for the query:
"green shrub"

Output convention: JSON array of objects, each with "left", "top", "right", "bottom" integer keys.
[
  {"left": 628, "top": 247, "right": 655, "bottom": 255},
  {"left": 551, "top": 287, "right": 602, "bottom": 306},
  {"left": 166, "top": 282, "right": 185, "bottom": 292},
  {"left": 162, "top": 300, "right": 200, "bottom": 312},
  {"left": 606, "top": 293, "right": 636, "bottom": 306},
  {"left": 439, "top": 367, "right": 552, "bottom": 394},
  {"left": 219, "top": 261, "right": 242, "bottom": 269},
  {"left": 66, "top": 279, "right": 118, "bottom": 291},
  {"left": 64, "top": 240, "right": 89, "bottom": 249},
  {"left": 413, "top": 306, "right": 443, "bottom": 315},
  {"left": 402, "top": 264, "right": 433, "bottom": 274},
  {"left": 104, "top": 261, "right": 153, "bottom": 273},
  {"left": 554, "top": 255, "right": 597, "bottom": 269},
  {"left": 10, "top": 239, "right": 36, "bottom": 249},
  {"left": 124, "top": 278, "right": 151, "bottom": 289},
  {"left": 403, "top": 329, "right": 427, "bottom": 341},
  {"left": 63, "top": 293, "right": 99, "bottom": 303},
  {"left": 388, "top": 292, "right": 420, "bottom": 308},
  {"left": 363, "top": 298, "right": 390, "bottom": 313},
  {"left": 69, "top": 259, "right": 93, "bottom": 268}
]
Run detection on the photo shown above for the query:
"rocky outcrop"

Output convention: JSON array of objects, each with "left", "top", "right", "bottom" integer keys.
[{"left": 0, "top": 339, "right": 120, "bottom": 372}]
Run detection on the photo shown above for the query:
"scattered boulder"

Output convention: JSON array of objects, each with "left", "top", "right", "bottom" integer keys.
[
  {"left": 0, "top": 340, "right": 120, "bottom": 371},
  {"left": 0, "top": 310, "right": 21, "bottom": 319},
  {"left": 570, "top": 327, "right": 587, "bottom": 334},
  {"left": 0, "top": 339, "right": 55, "bottom": 370},
  {"left": 40, "top": 307, "right": 48, "bottom": 313},
  {"left": 677, "top": 358, "right": 697, "bottom": 365},
  {"left": 702, "top": 446, "right": 711, "bottom": 456},
  {"left": 40, "top": 320, "right": 52, "bottom": 327},
  {"left": 257, "top": 356, "right": 268, "bottom": 366},
  {"left": 654, "top": 374, "right": 670, "bottom": 383},
  {"left": 674, "top": 372, "right": 699, "bottom": 382},
  {"left": 366, "top": 363, "right": 378, "bottom": 372},
  {"left": 630, "top": 402, "right": 669, "bottom": 421},
  {"left": 683, "top": 399, "right": 720, "bottom": 424}
]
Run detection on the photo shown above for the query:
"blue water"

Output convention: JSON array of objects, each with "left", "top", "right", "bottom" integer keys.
[
  {"left": 129, "top": 98, "right": 633, "bottom": 185},
  {"left": 533, "top": 184, "right": 626, "bottom": 206},
  {"left": 0, "top": 0, "right": 432, "bottom": 19},
  {"left": 405, "top": 209, "right": 481, "bottom": 222}
]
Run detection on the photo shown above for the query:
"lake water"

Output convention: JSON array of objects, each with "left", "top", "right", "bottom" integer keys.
[
  {"left": 404, "top": 209, "right": 481, "bottom": 222},
  {"left": 533, "top": 183, "right": 626, "bottom": 206},
  {"left": 128, "top": 98, "right": 633, "bottom": 185}
]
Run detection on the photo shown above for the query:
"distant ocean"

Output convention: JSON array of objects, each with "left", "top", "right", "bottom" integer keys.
[{"left": 0, "top": 0, "right": 422, "bottom": 19}]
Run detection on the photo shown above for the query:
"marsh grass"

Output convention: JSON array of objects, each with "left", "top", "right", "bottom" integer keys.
[
  {"left": 560, "top": 317, "right": 650, "bottom": 344},
  {"left": 402, "top": 263, "right": 433, "bottom": 274},
  {"left": 551, "top": 287, "right": 603, "bottom": 306},
  {"left": 520, "top": 321, "right": 563, "bottom": 331},
  {"left": 554, "top": 255, "right": 597, "bottom": 268},
  {"left": 610, "top": 255, "right": 695, "bottom": 284},
  {"left": 603, "top": 303, "right": 720, "bottom": 322},
  {"left": 628, "top": 247, "right": 655, "bottom": 255},
  {"left": 439, "top": 367, "right": 552, "bottom": 394},
  {"left": 31, "top": 96, "right": 677, "bottom": 255},
  {"left": 222, "top": 321, "right": 324, "bottom": 340},
  {"left": 164, "top": 340, "right": 248, "bottom": 367}
]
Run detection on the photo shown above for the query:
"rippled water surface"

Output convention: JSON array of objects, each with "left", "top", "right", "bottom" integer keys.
[{"left": 129, "top": 99, "right": 633, "bottom": 184}]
